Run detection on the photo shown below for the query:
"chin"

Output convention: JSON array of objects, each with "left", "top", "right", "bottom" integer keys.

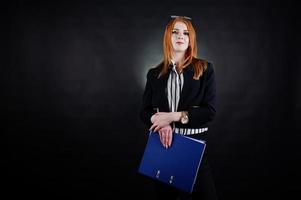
[
  {"left": 174, "top": 48, "right": 188, "bottom": 52},
  {"left": 173, "top": 45, "right": 188, "bottom": 52}
]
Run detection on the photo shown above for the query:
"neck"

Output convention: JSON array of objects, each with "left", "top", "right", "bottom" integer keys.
[{"left": 171, "top": 51, "right": 185, "bottom": 64}]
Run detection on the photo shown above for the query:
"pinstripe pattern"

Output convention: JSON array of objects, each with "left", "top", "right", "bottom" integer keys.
[
  {"left": 167, "top": 61, "right": 208, "bottom": 135},
  {"left": 167, "top": 62, "right": 183, "bottom": 112}
]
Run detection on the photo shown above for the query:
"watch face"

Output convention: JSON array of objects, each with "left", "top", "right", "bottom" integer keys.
[{"left": 181, "top": 116, "right": 188, "bottom": 124}]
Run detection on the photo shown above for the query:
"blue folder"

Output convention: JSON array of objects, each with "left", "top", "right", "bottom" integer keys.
[{"left": 138, "top": 131, "right": 206, "bottom": 193}]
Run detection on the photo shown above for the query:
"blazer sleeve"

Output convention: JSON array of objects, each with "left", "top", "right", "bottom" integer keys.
[
  {"left": 186, "top": 63, "right": 217, "bottom": 127},
  {"left": 140, "top": 69, "right": 155, "bottom": 128}
]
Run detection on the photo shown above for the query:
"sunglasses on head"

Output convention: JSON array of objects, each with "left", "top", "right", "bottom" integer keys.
[{"left": 170, "top": 15, "right": 192, "bottom": 20}]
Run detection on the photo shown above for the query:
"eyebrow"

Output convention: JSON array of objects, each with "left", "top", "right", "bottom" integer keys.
[{"left": 172, "top": 28, "right": 189, "bottom": 31}]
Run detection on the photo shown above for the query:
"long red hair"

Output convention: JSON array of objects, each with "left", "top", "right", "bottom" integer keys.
[{"left": 159, "top": 17, "right": 207, "bottom": 80}]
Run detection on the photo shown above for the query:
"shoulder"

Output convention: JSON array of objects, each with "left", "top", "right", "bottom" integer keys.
[
  {"left": 146, "top": 63, "right": 163, "bottom": 79},
  {"left": 193, "top": 58, "right": 214, "bottom": 73},
  {"left": 192, "top": 57, "right": 210, "bottom": 68}
]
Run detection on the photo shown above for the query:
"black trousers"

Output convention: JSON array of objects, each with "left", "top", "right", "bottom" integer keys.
[{"left": 153, "top": 155, "right": 218, "bottom": 200}]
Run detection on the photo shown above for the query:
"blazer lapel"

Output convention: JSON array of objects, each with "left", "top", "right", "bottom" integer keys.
[
  {"left": 178, "top": 65, "right": 194, "bottom": 111},
  {"left": 158, "top": 72, "right": 170, "bottom": 112}
]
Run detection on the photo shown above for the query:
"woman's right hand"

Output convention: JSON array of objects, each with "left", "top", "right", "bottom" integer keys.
[
  {"left": 158, "top": 125, "right": 173, "bottom": 148},
  {"left": 150, "top": 112, "right": 179, "bottom": 132}
]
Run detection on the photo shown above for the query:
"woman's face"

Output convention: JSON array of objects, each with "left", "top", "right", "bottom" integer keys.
[{"left": 171, "top": 22, "right": 189, "bottom": 53}]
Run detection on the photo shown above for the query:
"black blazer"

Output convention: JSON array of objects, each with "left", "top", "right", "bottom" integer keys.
[{"left": 140, "top": 58, "right": 217, "bottom": 130}]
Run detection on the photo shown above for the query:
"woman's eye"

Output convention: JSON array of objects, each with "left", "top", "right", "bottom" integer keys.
[
  {"left": 184, "top": 32, "right": 189, "bottom": 36},
  {"left": 172, "top": 31, "right": 178, "bottom": 34}
]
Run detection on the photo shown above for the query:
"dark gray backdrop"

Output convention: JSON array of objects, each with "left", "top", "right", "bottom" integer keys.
[{"left": 3, "top": 0, "right": 300, "bottom": 199}]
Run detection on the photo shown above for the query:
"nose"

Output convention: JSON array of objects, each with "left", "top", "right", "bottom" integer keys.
[{"left": 177, "top": 32, "right": 184, "bottom": 39}]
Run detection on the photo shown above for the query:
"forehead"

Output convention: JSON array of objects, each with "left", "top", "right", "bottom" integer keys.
[{"left": 173, "top": 21, "right": 188, "bottom": 30}]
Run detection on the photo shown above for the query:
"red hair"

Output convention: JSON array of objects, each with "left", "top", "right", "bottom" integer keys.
[{"left": 159, "top": 17, "right": 207, "bottom": 80}]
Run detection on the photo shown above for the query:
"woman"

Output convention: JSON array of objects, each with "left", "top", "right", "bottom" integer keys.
[{"left": 140, "top": 16, "right": 218, "bottom": 200}]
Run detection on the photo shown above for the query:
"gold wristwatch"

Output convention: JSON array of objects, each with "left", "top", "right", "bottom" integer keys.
[{"left": 180, "top": 111, "right": 189, "bottom": 124}]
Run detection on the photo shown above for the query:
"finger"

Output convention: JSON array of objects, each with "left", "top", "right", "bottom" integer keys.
[
  {"left": 165, "top": 131, "right": 169, "bottom": 148},
  {"left": 166, "top": 130, "right": 171, "bottom": 148},
  {"left": 159, "top": 131, "right": 164, "bottom": 147},
  {"left": 149, "top": 124, "right": 154, "bottom": 131},
  {"left": 160, "top": 129, "right": 166, "bottom": 148},
  {"left": 149, "top": 124, "right": 157, "bottom": 132},
  {"left": 164, "top": 131, "right": 168, "bottom": 148},
  {"left": 154, "top": 125, "right": 160, "bottom": 132},
  {"left": 162, "top": 130, "right": 167, "bottom": 148},
  {"left": 168, "top": 130, "right": 173, "bottom": 147},
  {"left": 160, "top": 129, "right": 164, "bottom": 148}
]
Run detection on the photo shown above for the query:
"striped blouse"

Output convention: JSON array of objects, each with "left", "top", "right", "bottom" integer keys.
[{"left": 167, "top": 61, "right": 208, "bottom": 135}]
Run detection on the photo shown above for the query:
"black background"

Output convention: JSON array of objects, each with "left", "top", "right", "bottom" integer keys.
[{"left": 3, "top": 0, "right": 300, "bottom": 199}]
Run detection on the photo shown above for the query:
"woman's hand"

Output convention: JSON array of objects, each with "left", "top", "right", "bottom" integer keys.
[
  {"left": 150, "top": 112, "right": 172, "bottom": 132},
  {"left": 158, "top": 125, "right": 173, "bottom": 148},
  {"left": 150, "top": 112, "right": 181, "bottom": 132}
]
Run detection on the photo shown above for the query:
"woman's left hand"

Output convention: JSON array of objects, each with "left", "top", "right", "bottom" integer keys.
[
  {"left": 158, "top": 125, "right": 173, "bottom": 148},
  {"left": 149, "top": 112, "right": 174, "bottom": 132}
]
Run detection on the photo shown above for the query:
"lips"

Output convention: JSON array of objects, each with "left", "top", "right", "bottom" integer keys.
[{"left": 176, "top": 41, "right": 184, "bottom": 45}]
